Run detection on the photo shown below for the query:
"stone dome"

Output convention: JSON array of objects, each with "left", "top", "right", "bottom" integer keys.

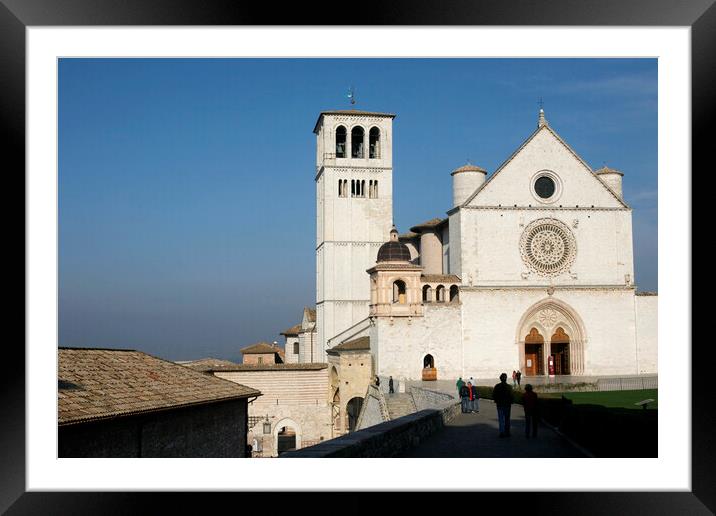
[
  {"left": 451, "top": 163, "right": 487, "bottom": 176},
  {"left": 377, "top": 226, "right": 412, "bottom": 262}
]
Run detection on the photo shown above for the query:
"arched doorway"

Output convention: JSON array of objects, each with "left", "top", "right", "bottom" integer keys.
[
  {"left": 346, "top": 397, "right": 364, "bottom": 433},
  {"left": 550, "top": 327, "right": 571, "bottom": 375},
  {"left": 524, "top": 328, "right": 545, "bottom": 376},
  {"left": 422, "top": 354, "right": 437, "bottom": 381},
  {"left": 516, "top": 298, "right": 586, "bottom": 376},
  {"left": 273, "top": 418, "right": 302, "bottom": 456}
]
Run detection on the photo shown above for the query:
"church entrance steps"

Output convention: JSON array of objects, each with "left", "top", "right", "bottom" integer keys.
[{"left": 385, "top": 393, "right": 417, "bottom": 420}]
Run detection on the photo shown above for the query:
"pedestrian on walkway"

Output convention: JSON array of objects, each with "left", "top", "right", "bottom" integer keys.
[
  {"left": 493, "top": 372, "right": 514, "bottom": 437},
  {"left": 456, "top": 377, "right": 464, "bottom": 398},
  {"left": 389, "top": 376, "right": 395, "bottom": 394},
  {"left": 512, "top": 370, "right": 517, "bottom": 387},
  {"left": 460, "top": 382, "right": 471, "bottom": 413},
  {"left": 470, "top": 382, "right": 479, "bottom": 413},
  {"left": 516, "top": 370, "right": 522, "bottom": 388},
  {"left": 523, "top": 384, "right": 539, "bottom": 438},
  {"left": 375, "top": 375, "right": 380, "bottom": 387}
]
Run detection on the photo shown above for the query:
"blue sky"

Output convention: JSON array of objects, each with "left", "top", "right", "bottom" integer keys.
[{"left": 58, "top": 58, "right": 657, "bottom": 362}]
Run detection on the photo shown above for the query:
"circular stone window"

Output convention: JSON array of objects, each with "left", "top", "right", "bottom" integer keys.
[
  {"left": 530, "top": 171, "right": 561, "bottom": 204},
  {"left": 519, "top": 218, "right": 576, "bottom": 276}
]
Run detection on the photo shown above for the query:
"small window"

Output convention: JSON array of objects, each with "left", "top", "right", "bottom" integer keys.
[
  {"left": 369, "top": 127, "right": 380, "bottom": 158},
  {"left": 422, "top": 285, "right": 432, "bottom": 302},
  {"left": 534, "top": 176, "right": 556, "bottom": 199},
  {"left": 293, "top": 342, "right": 300, "bottom": 354},
  {"left": 436, "top": 285, "right": 446, "bottom": 302},
  {"left": 336, "top": 126, "right": 347, "bottom": 158},
  {"left": 258, "top": 356, "right": 264, "bottom": 364},
  {"left": 351, "top": 126, "right": 365, "bottom": 158}
]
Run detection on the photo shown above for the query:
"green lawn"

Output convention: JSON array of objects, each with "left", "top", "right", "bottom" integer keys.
[{"left": 543, "top": 389, "right": 658, "bottom": 409}]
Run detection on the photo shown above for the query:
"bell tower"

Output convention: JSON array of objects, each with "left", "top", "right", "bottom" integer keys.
[{"left": 314, "top": 109, "right": 396, "bottom": 360}]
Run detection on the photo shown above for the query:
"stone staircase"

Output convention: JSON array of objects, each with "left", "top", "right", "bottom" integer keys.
[{"left": 385, "top": 393, "right": 417, "bottom": 420}]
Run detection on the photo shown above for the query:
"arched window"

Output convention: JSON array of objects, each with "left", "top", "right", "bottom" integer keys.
[
  {"left": 393, "top": 280, "right": 407, "bottom": 304},
  {"left": 351, "top": 179, "right": 355, "bottom": 197},
  {"left": 436, "top": 285, "right": 446, "bottom": 302},
  {"left": 422, "top": 285, "right": 432, "bottom": 302},
  {"left": 423, "top": 354, "right": 434, "bottom": 368},
  {"left": 373, "top": 180, "right": 378, "bottom": 198},
  {"left": 293, "top": 342, "right": 300, "bottom": 354},
  {"left": 449, "top": 285, "right": 459, "bottom": 302},
  {"left": 361, "top": 180, "right": 366, "bottom": 197},
  {"left": 335, "top": 126, "right": 347, "bottom": 158},
  {"left": 369, "top": 127, "right": 381, "bottom": 158},
  {"left": 351, "top": 126, "right": 364, "bottom": 158}
]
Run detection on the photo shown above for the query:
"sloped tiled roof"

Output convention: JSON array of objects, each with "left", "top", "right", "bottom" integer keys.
[
  {"left": 280, "top": 324, "right": 302, "bottom": 336},
  {"left": 179, "top": 357, "right": 240, "bottom": 373},
  {"left": 421, "top": 274, "right": 461, "bottom": 283},
  {"left": 211, "top": 363, "right": 329, "bottom": 372},
  {"left": 58, "top": 348, "right": 260, "bottom": 426},
  {"left": 304, "top": 307, "right": 316, "bottom": 323},
  {"left": 410, "top": 218, "right": 447, "bottom": 233},
  {"left": 328, "top": 336, "right": 371, "bottom": 352},
  {"left": 240, "top": 342, "right": 280, "bottom": 354}
]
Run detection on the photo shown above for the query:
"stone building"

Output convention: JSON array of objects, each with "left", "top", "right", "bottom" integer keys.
[
  {"left": 281, "top": 307, "right": 318, "bottom": 364},
  {"left": 211, "top": 363, "right": 331, "bottom": 457},
  {"left": 326, "top": 336, "right": 374, "bottom": 433},
  {"left": 58, "top": 347, "right": 260, "bottom": 458},
  {"left": 240, "top": 342, "right": 284, "bottom": 365},
  {"left": 311, "top": 107, "right": 657, "bottom": 383}
]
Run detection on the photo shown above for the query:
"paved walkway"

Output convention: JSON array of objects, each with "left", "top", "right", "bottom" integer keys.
[{"left": 399, "top": 399, "right": 586, "bottom": 458}]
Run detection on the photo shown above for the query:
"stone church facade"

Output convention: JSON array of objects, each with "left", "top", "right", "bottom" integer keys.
[{"left": 302, "top": 107, "right": 657, "bottom": 383}]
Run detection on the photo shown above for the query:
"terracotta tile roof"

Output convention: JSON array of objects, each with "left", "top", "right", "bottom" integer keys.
[
  {"left": 280, "top": 324, "right": 302, "bottom": 336},
  {"left": 594, "top": 166, "right": 624, "bottom": 176},
  {"left": 398, "top": 231, "right": 420, "bottom": 240},
  {"left": 58, "top": 348, "right": 260, "bottom": 426},
  {"left": 328, "top": 336, "right": 371, "bottom": 353},
  {"left": 240, "top": 342, "right": 280, "bottom": 354},
  {"left": 410, "top": 218, "right": 448, "bottom": 233},
  {"left": 421, "top": 274, "right": 461, "bottom": 283},
  {"left": 304, "top": 307, "right": 316, "bottom": 323},
  {"left": 178, "top": 357, "right": 240, "bottom": 373},
  {"left": 210, "top": 363, "right": 329, "bottom": 372},
  {"left": 635, "top": 291, "right": 658, "bottom": 296},
  {"left": 451, "top": 163, "right": 487, "bottom": 175}
]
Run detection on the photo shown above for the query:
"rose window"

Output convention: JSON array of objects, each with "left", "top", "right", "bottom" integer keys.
[{"left": 520, "top": 219, "right": 576, "bottom": 276}]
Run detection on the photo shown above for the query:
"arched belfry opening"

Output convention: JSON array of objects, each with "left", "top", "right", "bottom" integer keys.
[
  {"left": 369, "top": 127, "right": 381, "bottom": 158},
  {"left": 335, "top": 126, "right": 347, "bottom": 158},
  {"left": 422, "top": 285, "right": 432, "bottom": 302},
  {"left": 449, "top": 285, "right": 459, "bottom": 303},
  {"left": 351, "top": 126, "right": 364, "bottom": 158},
  {"left": 393, "top": 280, "right": 407, "bottom": 304},
  {"left": 516, "top": 299, "right": 586, "bottom": 376}
]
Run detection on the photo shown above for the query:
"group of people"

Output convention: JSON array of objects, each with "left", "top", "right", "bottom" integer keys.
[
  {"left": 456, "top": 377, "right": 479, "bottom": 413},
  {"left": 511, "top": 370, "right": 522, "bottom": 387},
  {"left": 456, "top": 372, "right": 540, "bottom": 438},
  {"left": 375, "top": 375, "right": 395, "bottom": 394}
]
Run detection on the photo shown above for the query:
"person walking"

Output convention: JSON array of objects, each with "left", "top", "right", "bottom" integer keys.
[
  {"left": 512, "top": 370, "right": 517, "bottom": 387},
  {"left": 470, "top": 382, "right": 479, "bottom": 413},
  {"left": 456, "top": 377, "right": 465, "bottom": 398},
  {"left": 460, "top": 382, "right": 471, "bottom": 413},
  {"left": 388, "top": 376, "right": 394, "bottom": 394},
  {"left": 375, "top": 375, "right": 380, "bottom": 387},
  {"left": 516, "top": 370, "right": 522, "bottom": 388},
  {"left": 523, "top": 384, "right": 539, "bottom": 438},
  {"left": 493, "top": 372, "right": 514, "bottom": 437}
]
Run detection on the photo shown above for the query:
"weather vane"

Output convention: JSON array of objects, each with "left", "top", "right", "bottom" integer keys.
[
  {"left": 347, "top": 86, "right": 356, "bottom": 106},
  {"left": 538, "top": 97, "right": 544, "bottom": 110}
]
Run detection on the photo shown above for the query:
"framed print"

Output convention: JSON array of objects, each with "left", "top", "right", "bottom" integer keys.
[{"left": 5, "top": 0, "right": 708, "bottom": 513}]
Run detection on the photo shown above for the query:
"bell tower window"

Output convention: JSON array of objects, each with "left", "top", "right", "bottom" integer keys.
[
  {"left": 369, "top": 127, "right": 380, "bottom": 158},
  {"left": 351, "top": 126, "right": 365, "bottom": 158},
  {"left": 393, "top": 280, "right": 407, "bottom": 304},
  {"left": 335, "top": 126, "right": 346, "bottom": 158}
]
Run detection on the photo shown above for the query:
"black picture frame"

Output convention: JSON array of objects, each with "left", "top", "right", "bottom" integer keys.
[{"left": 5, "top": 0, "right": 706, "bottom": 512}]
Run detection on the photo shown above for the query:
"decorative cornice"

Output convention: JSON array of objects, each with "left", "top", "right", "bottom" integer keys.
[
  {"left": 459, "top": 285, "right": 636, "bottom": 292},
  {"left": 460, "top": 205, "right": 630, "bottom": 212}
]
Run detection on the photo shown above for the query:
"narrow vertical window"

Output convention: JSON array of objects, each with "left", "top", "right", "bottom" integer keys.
[
  {"left": 374, "top": 180, "right": 378, "bottom": 198},
  {"left": 369, "top": 127, "right": 380, "bottom": 158},
  {"left": 361, "top": 180, "right": 366, "bottom": 197},
  {"left": 351, "top": 126, "right": 364, "bottom": 158},
  {"left": 338, "top": 180, "right": 342, "bottom": 197},
  {"left": 335, "top": 126, "right": 346, "bottom": 158},
  {"left": 351, "top": 179, "right": 355, "bottom": 197}
]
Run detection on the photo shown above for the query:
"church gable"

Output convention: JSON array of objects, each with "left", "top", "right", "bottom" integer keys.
[{"left": 464, "top": 125, "right": 628, "bottom": 209}]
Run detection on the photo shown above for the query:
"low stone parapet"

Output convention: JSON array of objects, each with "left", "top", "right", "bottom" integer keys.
[{"left": 282, "top": 402, "right": 460, "bottom": 458}]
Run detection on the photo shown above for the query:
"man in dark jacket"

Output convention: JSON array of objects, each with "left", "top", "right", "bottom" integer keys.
[
  {"left": 492, "top": 372, "right": 513, "bottom": 437},
  {"left": 470, "top": 382, "right": 480, "bottom": 413},
  {"left": 459, "top": 383, "right": 471, "bottom": 413}
]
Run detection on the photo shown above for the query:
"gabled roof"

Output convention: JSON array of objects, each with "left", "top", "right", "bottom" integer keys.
[
  {"left": 58, "top": 348, "right": 260, "bottom": 426},
  {"left": 240, "top": 342, "right": 280, "bottom": 354},
  {"left": 328, "top": 336, "right": 371, "bottom": 353},
  {"left": 460, "top": 123, "right": 629, "bottom": 209}
]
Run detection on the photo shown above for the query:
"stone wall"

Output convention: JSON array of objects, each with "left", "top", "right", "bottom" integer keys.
[
  {"left": 282, "top": 402, "right": 461, "bottom": 458},
  {"left": 635, "top": 294, "right": 658, "bottom": 374},
  {"left": 59, "top": 398, "right": 248, "bottom": 458}
]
